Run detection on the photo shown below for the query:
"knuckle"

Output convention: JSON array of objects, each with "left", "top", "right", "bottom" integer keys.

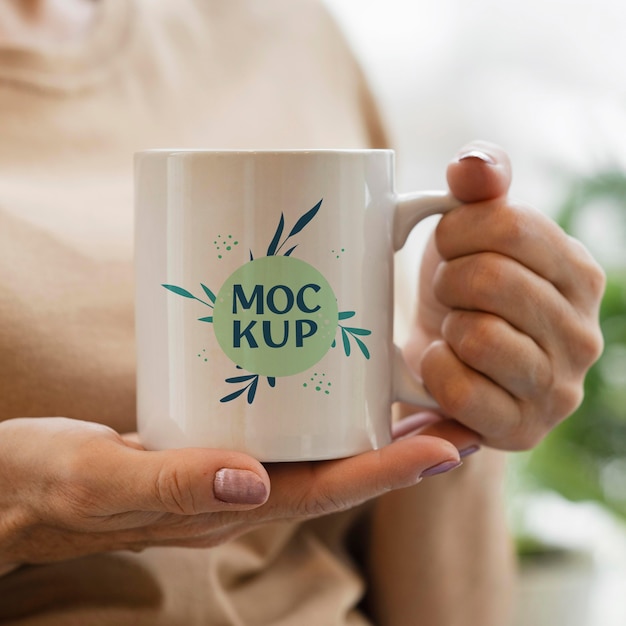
[
  {"left": 576, "top": 326, "right": 605, "bottom": 368},
  {"left": 52, "top": 430, "right": 124, "bottom": 521},
  {"left": 155, "top": 463, "right": 198, "bottom": 515},
  {"left": 421, "top": 342, "right": 476, "bottom": 417},
  {"left": 562, "top": 314, "right": 605, "bottom": 371},
  {"left": 448, "top": 312, "right": 494, "bottom": 366},
  {"left": 502, "top": 379, "right": 585, "bottom": 452},
  {"left": 569, "top": 236, "right": 607, "bottom": 299},
  {"left": 587, "top": 261, "right": 607, "bottom": 300},
  {"left": 436, "top": 256, "right": 505, "bottom": 310},
  {"left": 494, "top": 203, "right": 532, "bottom": 247},
  {"left": 551, "top": 382, "right": 585, "bottom": 421},
  {"left": 437, "top": 375, "right": 477, "bottom": 419},
  {"left": 507, "top": 383, "right": 583, "bottom": 451},
  {"left": 467, "top": 255, "right": 506, "bottom": 306}
]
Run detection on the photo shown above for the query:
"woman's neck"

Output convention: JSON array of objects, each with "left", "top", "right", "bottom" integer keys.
[{"left": 0, "top": 0, "right": 97, "bottom": 47}]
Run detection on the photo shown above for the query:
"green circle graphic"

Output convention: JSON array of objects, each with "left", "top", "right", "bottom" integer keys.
[{"left": 213, "top": 256, "right": 338, "bottom": 377}]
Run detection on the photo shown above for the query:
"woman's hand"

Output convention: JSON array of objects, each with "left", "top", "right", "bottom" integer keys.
[
  {"left": 0, "top": 416, "right": 460, "bottom": 568},
  {"left": 404, "top": 141, "right": 605, "bottom": 450}
]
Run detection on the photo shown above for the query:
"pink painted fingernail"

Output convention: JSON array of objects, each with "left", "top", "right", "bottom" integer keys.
[
  {"left": 459, "top": 445, "right": 481, "bottom": 458},
  {"left": 458, "top": 149, "right": 496, "bottom": 165},
  {"left": 214, "top": 469, "right": 268, "bottom": 505},
  {"left": 420, "top": 460, "right": 463, "bottom": 478}
]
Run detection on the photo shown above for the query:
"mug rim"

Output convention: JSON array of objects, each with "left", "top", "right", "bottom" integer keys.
[{"left": 135, "top": 148, "right": 394, "bottom": 157}]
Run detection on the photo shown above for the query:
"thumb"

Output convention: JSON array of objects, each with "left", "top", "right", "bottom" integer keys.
[
  {"left": 107, "top": 443, "right": 271, "bottom": 514},
  {"left": 446, "top": 140, "right": 512, "bottom": 203}
]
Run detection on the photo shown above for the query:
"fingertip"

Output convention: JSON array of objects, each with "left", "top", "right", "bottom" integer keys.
[
  {"left": 454, "top": 140, "right": 509, "bottom": 167},
  {"left": 203, "top": 450, "right": 271, "bottom": 507},
  {"left": 420, "top": 459, "right": 463, "bottom": 478},
  {"left": 414, "top": 433, "right": 462, "bottom": 461},
  {"left": 213, "top": 467, "right": 270, "bottom": 506},
  {"left": 386, "top": 432, "right": 461, "bottom": 485},
  {"left": 447, "top": 140, "right": 512, "bottom": 203}
]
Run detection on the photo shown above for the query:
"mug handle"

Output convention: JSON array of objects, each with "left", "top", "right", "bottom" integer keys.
[{"left": 391, "top": 191, "right": 461, "bottom": 408}]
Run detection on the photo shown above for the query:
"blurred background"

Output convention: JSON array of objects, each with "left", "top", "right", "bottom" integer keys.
[{"left": 322, "top": 0, "right": 626, "bottom": 624}]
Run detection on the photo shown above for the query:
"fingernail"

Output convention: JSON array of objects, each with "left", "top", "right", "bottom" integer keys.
[
  {"left": 214, "top": 469, "right": 268, "bottom": 505},
  {"left": 459, "top": 445, "right": 481, "bottom": 458},
  {"left": 420, "top": 460, "right": 462, "bottom": 478},
  {"left": 458, "top": 149, "right": 496, "bottom": 165}
]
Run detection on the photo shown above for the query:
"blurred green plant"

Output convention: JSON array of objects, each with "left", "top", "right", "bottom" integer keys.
[{"left": 513, "top": 168, "right": 626, "bottom": 524}]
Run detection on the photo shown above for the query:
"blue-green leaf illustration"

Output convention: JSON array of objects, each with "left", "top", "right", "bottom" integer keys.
[
  {"left": 338, "top": 311, "right": 355, "bottom": 320},
  {"left": 220, "top": 387, "right": 247, "bottom": 403},
  {"left": 343, "top": 327, "right": 371, "bottom": 336},
  {"left": 336, "top": 322, "right": 371, "bottom": 359},
  {"left": 258, "top": 199, "right": 322, "bottom": 258},
  {"left": 162, "top": 284, "right": 196, "bottom": 299},
  {"left": 267, "top": 212, "right": 285, "bottom": 256},
  {"left": 287, "top": 199, "right": 322, "bottom": 238},
  {"left": 354, "top": 336, "right": 371, "bottom": 359},
  {"left": 331, "top": 339, "right": 336, "bottom": 348},
  {"left": 201, "top": 284, "right": 216, "bottom": 303},
  {"left": 225, "top": 374, "right": 257, "bottom": 383},
  {"left": 198, "top": 316, "right": 213, "bottom": 323},
  {"left": 341, "top": 327, "right": 351, "bottom": 356},
  {"left": 163, "top": 283, "right": 214, "bottom": 308},
  {"left": 221, "top": 371, "right": 275, "bottom": 404},
  {"left": 247, "top": 376, "right": 259, "bottom": 404}
]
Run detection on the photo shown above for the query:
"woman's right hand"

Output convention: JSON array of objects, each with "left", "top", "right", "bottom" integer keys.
[{"left": 0, "top": 416, "right": 460, "bottom": 569}]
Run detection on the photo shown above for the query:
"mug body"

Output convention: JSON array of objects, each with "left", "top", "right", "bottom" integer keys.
[{"left": 135, "top": 150, "right": 396, "bottom": 461}]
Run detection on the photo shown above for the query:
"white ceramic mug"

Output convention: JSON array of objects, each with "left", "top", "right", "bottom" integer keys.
[{"left": 135, "top": 150, "right": 459, "bottom": 461}]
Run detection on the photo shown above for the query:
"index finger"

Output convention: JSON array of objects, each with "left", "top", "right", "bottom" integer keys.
[
  {"left": 259, "top": 434, "right": 461, "bottom": 521},
  {"left": 435, "top": 199, "right": 605, "bottom": 308}
]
